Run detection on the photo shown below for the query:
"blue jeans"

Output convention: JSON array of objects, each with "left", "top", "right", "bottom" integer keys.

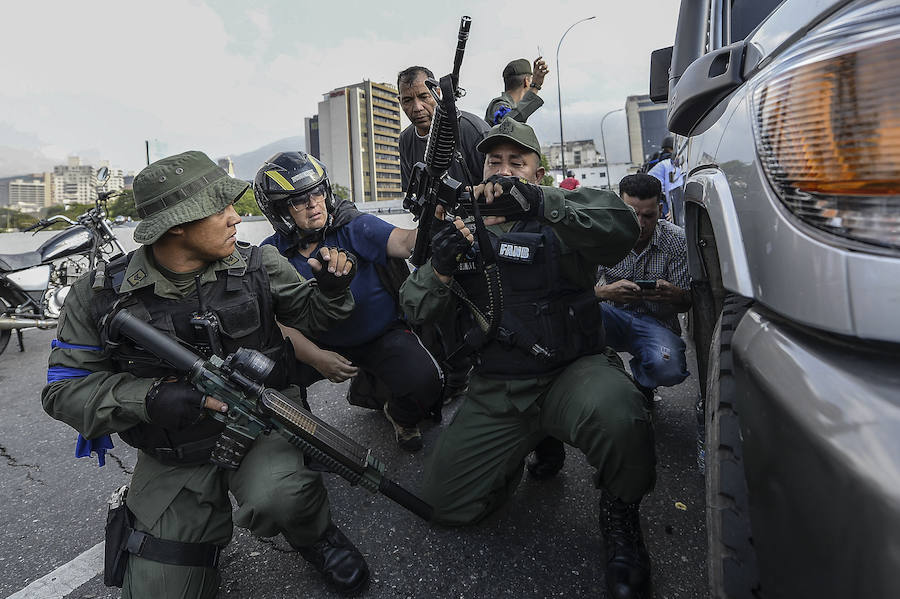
[{"left": 600, "top": 303, "right": 689, "bottom": 390}]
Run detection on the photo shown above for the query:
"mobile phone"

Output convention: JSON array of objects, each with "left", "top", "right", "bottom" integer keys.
[{"left": 635, "top": 279, "right": 657, "bottom": 290}]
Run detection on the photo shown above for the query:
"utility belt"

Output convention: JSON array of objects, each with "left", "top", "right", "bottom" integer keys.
[{"left": 104, "top": 485, "right": 223, "bottom": 587}]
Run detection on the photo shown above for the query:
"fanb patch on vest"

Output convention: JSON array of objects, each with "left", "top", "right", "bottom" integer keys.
[{"left": 497, "top": 239, "right": 537, "bottom": 264}]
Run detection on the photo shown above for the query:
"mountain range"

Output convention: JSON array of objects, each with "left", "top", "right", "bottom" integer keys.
[{"left": 228, "top": 135, "right": 305, "bottom": 180}]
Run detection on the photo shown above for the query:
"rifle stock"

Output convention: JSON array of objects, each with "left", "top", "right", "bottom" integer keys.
[{"left": 108, "top": 309, "right": 433, "bottom": 521}]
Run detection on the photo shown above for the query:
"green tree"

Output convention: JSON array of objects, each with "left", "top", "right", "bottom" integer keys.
[
  {"left": 332, "top": 183, "right": 350, "bottom": 201},
  {"left": 38, "top": 203, "right": 94, "bottom": 229},
  {"left": 1, "top": 208, "right": 38, "bottom": 231},
  {"left": 106, "top": 189, "right": 138, "bottom": 219},
  {"left": 233, "top": 186, "right": 262, "bottom": 216},
  {"left": 540, "top": 155, "right": 555, "bottom": 186}
]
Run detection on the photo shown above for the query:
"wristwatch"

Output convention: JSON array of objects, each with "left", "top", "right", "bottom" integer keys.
[{"left": 529, "top": 82, "right": 542, "bottom": 90}]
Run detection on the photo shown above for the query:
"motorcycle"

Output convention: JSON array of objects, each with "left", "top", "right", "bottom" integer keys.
[{"left": 0, "top": 167, "right": 126, "bottom": 355}]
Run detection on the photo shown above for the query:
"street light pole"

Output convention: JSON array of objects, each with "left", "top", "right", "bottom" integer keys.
[
  {"left": 556, "top": 16, "right": 595, "bottom": 179},
  {"left": 600, "top": 108, "right": 624, "bottom": 190}
]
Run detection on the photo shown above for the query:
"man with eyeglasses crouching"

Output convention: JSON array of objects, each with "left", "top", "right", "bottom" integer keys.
[{"left": 255, "top": 152, "right": 443, "bottom": 452}]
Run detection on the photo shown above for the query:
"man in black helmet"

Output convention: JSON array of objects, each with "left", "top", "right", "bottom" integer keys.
[
  {"left": 42, "top": 150, "right": 369, "bottom": 597},
  {"left": 255, "top": 151, "right": 443, "bottom": 452}
]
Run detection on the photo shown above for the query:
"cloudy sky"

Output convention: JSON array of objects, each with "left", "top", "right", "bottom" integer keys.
[{"left": 0, "top": 0, "right": 678, "bottom": 176}]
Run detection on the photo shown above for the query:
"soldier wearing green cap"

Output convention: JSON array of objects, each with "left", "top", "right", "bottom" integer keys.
[
  {"left": 42, "top": 150, "right": 371, "bottom": 597},
  {"left": 399, "top": 119, "right": 658, "bottom": 599},
  {"left": 484, "top": 56, "right": 550, "bottom": 126}
]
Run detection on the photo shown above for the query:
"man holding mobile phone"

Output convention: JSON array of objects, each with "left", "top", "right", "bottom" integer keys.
[{"left": 594, "top": 174, "right": 691, "bottom": 403}]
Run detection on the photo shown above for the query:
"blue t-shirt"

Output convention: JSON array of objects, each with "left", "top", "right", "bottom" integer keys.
[{"left": 262, "top": 214, "right": 398, "bottom": 347}]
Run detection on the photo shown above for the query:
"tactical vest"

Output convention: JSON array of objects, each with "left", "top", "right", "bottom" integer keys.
[
  {"left": 91, "top": 243, "right": 290, "bottom": 465},
  {"left": 455, "top": 220, "right": 604, "bottom": 379}
]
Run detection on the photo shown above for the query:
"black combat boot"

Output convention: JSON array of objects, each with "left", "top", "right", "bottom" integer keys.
[
  {"left": 526, "top": 436, "right": 566, "bottom": 479},
  {"left": 599, "top": 494, "right": 652, "bottom": 599},
  {"left": 295, "top": 522, "right": 370, "bottom": 596}
]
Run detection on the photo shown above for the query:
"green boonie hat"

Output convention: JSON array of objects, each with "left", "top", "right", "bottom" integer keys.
[
  {"left": 477, "top": 117, "right": 542, "bottom": 157},
  {"left": 132, "top": 150, "right": 249, "bottom": 244},
  {"left": 502, "top": 58, "right": 532, "bottom": 78}
]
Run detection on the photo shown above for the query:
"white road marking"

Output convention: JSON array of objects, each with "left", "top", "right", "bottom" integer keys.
[{"left": 6, "top": 542, "right": 104, "bottom": 599}]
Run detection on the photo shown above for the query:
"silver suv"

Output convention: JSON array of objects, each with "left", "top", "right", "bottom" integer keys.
[{"left": 650, "top": 1, "right": 900, "bottom": 597}]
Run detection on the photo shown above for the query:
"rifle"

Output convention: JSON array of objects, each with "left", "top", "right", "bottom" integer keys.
[
  {"left": 403, "top": 15, "right": 472, "bottom": 267},
  {"left": 108, "top": 309, "right": 433, "bottom": 522}
]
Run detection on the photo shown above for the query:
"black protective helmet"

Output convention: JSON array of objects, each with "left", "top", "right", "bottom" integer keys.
[{"left": 254, "top": 151, "right": 335, "bottom": 243}]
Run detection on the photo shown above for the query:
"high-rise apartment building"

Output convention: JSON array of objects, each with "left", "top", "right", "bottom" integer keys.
[
  {"left": 8, "top": 173, "right": 53, "bottom": 213},
  {"left": 53, "top": 157, "right": 124, "bottom": 207},
  {"left": 217, "top": 157, "right": 236, "bottom": 177},
  {"left": 304, "top": 115, "right": 320, "bottom": 159},
  {"left": 315, "top": 80, "right": 403, "bottom": 203},
  {"left": 53, "top": 156, "right": 95, "bottom": 205},
  {"left": 543, "top": 139, "right": 602, "bottom": 170},
  {"left": 625, "top": 94, "right": 670, "bottom": 164}
]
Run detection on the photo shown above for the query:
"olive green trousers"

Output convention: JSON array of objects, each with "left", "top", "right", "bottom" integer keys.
[
  {"left": 423, "top": 349, "right": 656, "bottom": 525},
  {"left": 122, "top": 432, "right": 331, "bottom": 599}
]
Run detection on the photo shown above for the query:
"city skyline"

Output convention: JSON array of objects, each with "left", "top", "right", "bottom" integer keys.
[{"left": 0, "top": 0, "right": 679, "bottom": 177}]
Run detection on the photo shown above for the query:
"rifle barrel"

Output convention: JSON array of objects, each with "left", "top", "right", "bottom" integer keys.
[
  {"left": 109, "top": 310, "right": 203, "bottom": 373},
  {"left": 451, "top": 16, "right": 472, "bottom": 91}
]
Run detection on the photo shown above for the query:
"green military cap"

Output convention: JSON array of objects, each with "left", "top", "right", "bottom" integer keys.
[
  {"left": 477, "top": 117, "right": 542, "bottom": 156},
  {"left": 502, "top": 58, "right": 532, "bottom": 78},
  {"left": 132, "top": 150, "right": 249, "bottom": 244}
]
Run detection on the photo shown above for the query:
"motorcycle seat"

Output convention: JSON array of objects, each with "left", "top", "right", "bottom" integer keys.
[{"left": 0, "top": 252, "right": 43, "bottom": 272}]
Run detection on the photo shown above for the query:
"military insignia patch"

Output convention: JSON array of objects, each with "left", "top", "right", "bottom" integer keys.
[
  {"left": 222, "top": 254, "right": 239, "bottom": 266},
  {"left": 496, "top": 238, "right": 538, "bottom": 264},
  {"left": 499, "top": 119, "right": 515, "bottom": 134},
  {"left": 127, "top": 269, "right": 147, "bottom": 286}
]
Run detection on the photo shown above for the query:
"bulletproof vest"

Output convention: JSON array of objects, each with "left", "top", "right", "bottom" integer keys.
[
  {"left": 455, "top": 220, "right": 604, "bottom": 379},
  {"left": 91, "top": 243, "right": 290, "bottom": 465}
]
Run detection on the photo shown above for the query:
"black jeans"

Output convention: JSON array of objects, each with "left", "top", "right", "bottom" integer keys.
[{"left": 298, "top": 322, "right": 443, "bottom": 427}]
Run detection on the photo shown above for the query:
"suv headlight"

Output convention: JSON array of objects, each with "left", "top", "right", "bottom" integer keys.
[{"left": 752, "top": 2, "right": 900, "bottom": 250}]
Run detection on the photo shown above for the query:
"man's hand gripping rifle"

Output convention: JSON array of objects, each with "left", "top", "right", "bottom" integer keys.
[
  {"left": 108, "top": 309, "right": 433, "bottom": 522},
  {"left": 403, "top": 15, "right": 473, "bottom": 267}
]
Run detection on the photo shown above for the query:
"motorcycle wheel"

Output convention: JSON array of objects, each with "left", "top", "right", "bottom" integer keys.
[{"left": 0, "top": 290, "right": 14, "bottom": 356}]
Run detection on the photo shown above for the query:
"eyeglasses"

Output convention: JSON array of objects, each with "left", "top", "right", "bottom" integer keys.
[{"left": 286, "top": 184, "right": 327, "bottom": 209}]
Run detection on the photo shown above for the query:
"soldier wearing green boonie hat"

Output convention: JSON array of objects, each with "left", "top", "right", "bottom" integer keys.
[
  {"left": 132, "top": 150, "right": 250, "bottom": 244},
  {"left": 42, "top": 151, "right": 370, "bottom": 596},
  {"left": 400, "top": 117, "right": 657, "bottom": 598},
  {"left": 484, "top": 56, "right": 550, "bottom": 126}
]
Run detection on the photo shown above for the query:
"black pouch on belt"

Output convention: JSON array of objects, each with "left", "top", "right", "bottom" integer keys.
[{"left": 104, "top": 485, "right": 132, "bottom": 588}]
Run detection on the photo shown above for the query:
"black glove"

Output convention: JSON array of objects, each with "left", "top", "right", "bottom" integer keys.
[
  {"left": 430, "top": 220, "right": 472, "bottom": 276},
  {"left": 145, "top": 377, "right": 206, "bottom": 430},
  {"left": 479, "top": 175, "right": 544, "bottom": 220},
  {"left": 311, "top": 246, "right": 357, "bottom": 297}
]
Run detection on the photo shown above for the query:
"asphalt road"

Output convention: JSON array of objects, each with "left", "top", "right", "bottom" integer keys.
[
  {"left": 0, "top": 221, "right": 707, "bottom": 598},
  {"left": 1, "top": 330, "right": 705, "bottom": 599}
]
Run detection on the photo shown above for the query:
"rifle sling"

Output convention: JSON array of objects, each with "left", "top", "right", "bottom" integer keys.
[{"left": 446, "top": 196, "right": 503, "bottom": 357}]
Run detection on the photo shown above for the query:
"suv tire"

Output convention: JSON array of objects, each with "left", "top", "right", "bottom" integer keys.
[{"left": 706, "top": 295, "right": 761, "bottom": 598}]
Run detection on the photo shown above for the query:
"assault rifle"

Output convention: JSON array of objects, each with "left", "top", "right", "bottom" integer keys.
[
  {"left": 403, "top": 15, "right": 472, "bottom": 267},
  {"left": 108, "top": 309, "right": 433, "bottom": 522}
]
